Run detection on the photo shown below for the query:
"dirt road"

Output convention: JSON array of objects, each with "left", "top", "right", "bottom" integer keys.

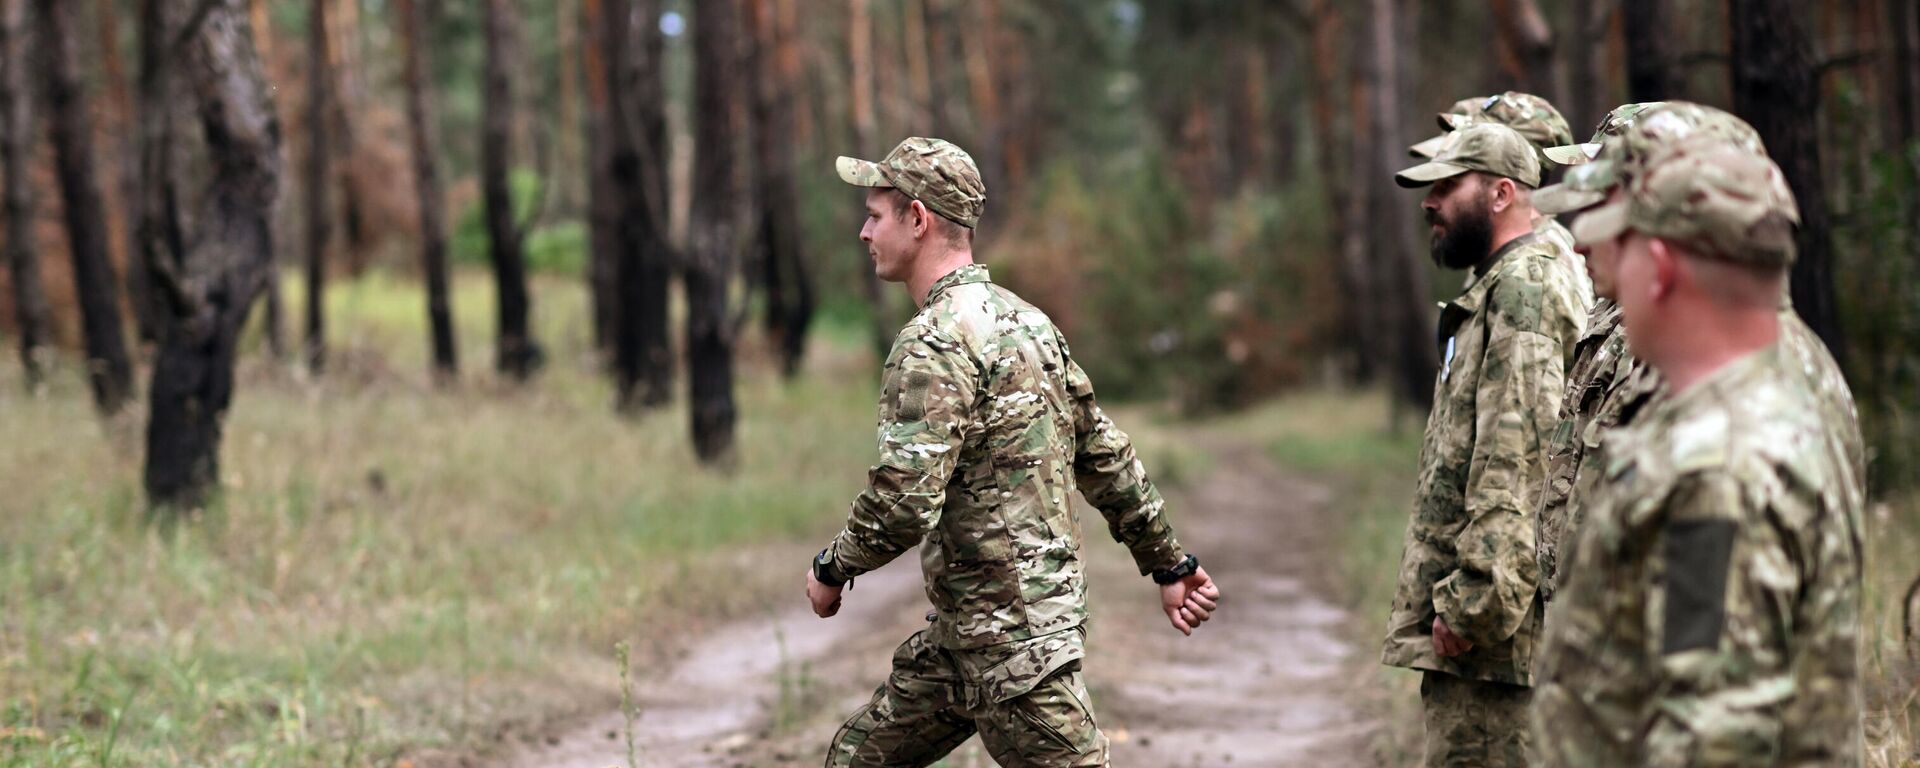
[{"left": 493, "top": 436, "right": 1376, "bottom": 767}]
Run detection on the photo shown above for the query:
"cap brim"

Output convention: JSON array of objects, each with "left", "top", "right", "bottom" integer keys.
[
  {"left": 1439, "top": 112, "right": 1476, "bottom": 132},
  {"left": 1535, "top": 183, "right": 1609, "bottom": 215},
  {"left": 1571, "top": 197, "right": 1630, "bottom": 247},
  {"left": 835, "top": 156, "right": 893, "bottom": 188},
  {"left": 1408, "top": 134, "right": 1450, "bottom": 159},
  {"left": 1543, "top": 142, "right": 1602, "bottom": 166},
  {"left": 1394, "top": 161, "right": 1471, "bottom": 188}
]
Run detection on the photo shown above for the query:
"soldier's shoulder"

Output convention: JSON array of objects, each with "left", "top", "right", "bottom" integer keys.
[{"left": 1485, "top": 239, "right": 1583, "bottom": 324}]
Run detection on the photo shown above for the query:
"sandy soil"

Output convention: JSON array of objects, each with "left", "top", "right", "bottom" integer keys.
[{"left": 491, "top": 435, "right": 1377, "bottom": 768}]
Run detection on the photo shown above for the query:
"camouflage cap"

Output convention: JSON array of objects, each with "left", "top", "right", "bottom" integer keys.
[
  {"left": 1542, "top": 102, "right": 1667, "bottom": 166},
  {"left": 1535, "top": 102, "right": 1765, "bottom": 215},
  {"left": 1570, "top": 137, "right": 1799, "bottom": 266},
  {"left": 1396, "top": 122, "right": 1542, "bottom": 188},
  {"left": 836, "top": 137, "right": 986, "bottom": 228},
  {"left": 1407, "top": 92, "right": 1573, "bottom": 160}
]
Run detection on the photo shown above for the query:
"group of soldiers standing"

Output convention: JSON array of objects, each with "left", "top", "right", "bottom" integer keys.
[
  {"left": 1384, "top": 93, "right": 1866, "bottom": 766},
  {"left": 792, "top": 60, "right": 1867, "bottom": 768}
]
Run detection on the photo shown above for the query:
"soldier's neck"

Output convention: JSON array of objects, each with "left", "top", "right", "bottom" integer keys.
[
  {"left": 1649, "top": 306, "right": 1780, "bottom": 395},
  {"left": 910, "top": 248, "right": 977, "bottom": 308}
]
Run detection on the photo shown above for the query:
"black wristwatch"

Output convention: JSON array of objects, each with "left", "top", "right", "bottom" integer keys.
[
  {"left": 1151, "top": 554, "right": 1200, "bottom": 585},
  {"left": 812, "top": 547, "right": 849, "bottom": 588}
]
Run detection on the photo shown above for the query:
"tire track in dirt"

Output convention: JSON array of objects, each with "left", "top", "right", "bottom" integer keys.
[{"left": 494, "top": 434, "right": 1375, "bottom": 767}]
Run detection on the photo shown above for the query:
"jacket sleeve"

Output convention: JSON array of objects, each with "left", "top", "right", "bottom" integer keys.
[
  {"left": 1065, "top": 352, "right": 1186, "bottom": 576},
  {"left": 825, "top": 326, "right": 979, "bottom": 580},
  {"left": 1432, "top": 269, "right": 1570, "bottom": 646},
  {"left": 1641, "top": 471, "right": 1858, "bottom": 767}
]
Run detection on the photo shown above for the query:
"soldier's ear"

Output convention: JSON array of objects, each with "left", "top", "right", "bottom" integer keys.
[
  {"left": 1648, "top": 237, "right": 1679, "bottom": 301},
  {"left": 910, "top": 199, "right": 933, "bottom": 240}
]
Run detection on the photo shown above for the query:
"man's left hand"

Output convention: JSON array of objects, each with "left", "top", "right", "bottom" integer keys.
[
  {"left": 1160, "top": 566, "right": 1221, "bottom": 636},
  {"left": 806, "top": 567, "right": 844, "bottom": 618},
  {"left": 1432, "top": 616, "right": 1474, "bottom": 657}
]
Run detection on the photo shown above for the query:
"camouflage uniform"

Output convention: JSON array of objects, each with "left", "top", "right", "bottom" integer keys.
[
  {"left": 1533, "top": 103, "right": 1865, "bottom": 603},
  {"left": 1410, "top": 92, "right": 1595, "bottom": 307},
  {"left": 1533, "top": 117, "right": 1866, "bottom": 766},
  {"left": 1392, "top": 123, "right": 1589, "bottom": 766},
  {"left": 821, "top": 139, "right": 1187, "bottom": 767}
]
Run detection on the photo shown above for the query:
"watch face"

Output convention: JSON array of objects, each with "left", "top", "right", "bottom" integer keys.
[{"left": 815, "top": 550, "right": 832, "bottom": 566}]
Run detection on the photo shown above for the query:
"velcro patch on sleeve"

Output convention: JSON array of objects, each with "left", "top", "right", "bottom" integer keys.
[{"left": 1662, "top": 518, "right": 1737, "bottom": 655}]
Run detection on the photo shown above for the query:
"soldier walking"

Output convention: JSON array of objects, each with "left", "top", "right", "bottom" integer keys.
[
  {"left": 1383, "top": 122, "right": 1588, "bottom": 767},
  {"left": 804, "top": 137, "right": 1222, "bottom": 767}
]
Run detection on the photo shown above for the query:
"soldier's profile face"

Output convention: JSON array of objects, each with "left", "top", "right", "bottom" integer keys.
[
  {"left": 862, "top": 189, "right": 915, "bottom": 283},
  {"left": 1423, "top": 174, "right": 1494, "bottom": 270},
  {"left": 1575, "top": 189, "right": 1627, "bottom": 300}
]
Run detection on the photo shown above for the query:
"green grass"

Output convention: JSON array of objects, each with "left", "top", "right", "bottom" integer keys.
[
  {"left": 0, "top": 268, "right": 886, "bottom": 766},
  {"left": 1247, "top": 389, "right": 1920, "bottom": 767}
]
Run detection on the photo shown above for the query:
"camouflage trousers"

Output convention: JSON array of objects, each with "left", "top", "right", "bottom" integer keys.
[
  {"left": 1421, "top": 670, "right": 1533, "bottom": 767},
  {"left": 825, "top": 628, "right": 1109, "bottom": 767}
]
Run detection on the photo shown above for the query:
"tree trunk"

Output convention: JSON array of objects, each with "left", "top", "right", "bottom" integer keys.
[
  {"left": 1729, "top": 0, "right": 1845, "bottom": 363},
  {"left": 36, "top": 0, "right": 134, "bottom": 415},
  {"left": 591, "top": 0, "right": 673, "bottom": 411},
  {"left": 135, "top": 0, "right": 189, "bottom": 351},
  {"left": 1892, "top": 0, "right": 1919, "bottom": 149},
  {"left": 747, "top": 0, "right": 813, "bottom": 378},
  {"left": 1, "top": 0, "right": 49, "bottom": 387},
  {"left": 1622, "top": 0, "right": 1681, "bottom": 100},
  {"left": 687, "top": 0, "right": 741, "bottom": 463},
  {"left": 583, "top": 0, "right": 616, "bottom": 360},
  {"left": 847, "top": 0, "right": 889, "bottom": 362},
  {"left": 304, "top": 0, "right": 328, "bottom": 372},
  {"left": 1303, "top": 0, "right": 1373, "bottom": 383},
  {"left": 482, "top": 0, "right": 543, "bottom": 379},
  {"left": 398, "top": 0, "right": 456, "bottom": 380},
  {"left": 98, "top": 0, "right": 163, "bottom": 347},
  {"left": 1489, "top": 0, "right": 1558, "bottom": 102},
  {"left": 1564, "top": 0, "right": 1608, "bottom": 136},
  {"left": 1366, "top": 0, "right": 1437, "bottom": 412},
  {"left": 145, "top": 0, "right": 283, "bottom": 511}
]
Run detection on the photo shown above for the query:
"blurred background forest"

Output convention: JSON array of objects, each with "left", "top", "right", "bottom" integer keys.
[{"left": 2, "top": 0, "right": 1918, "bottom": 765}]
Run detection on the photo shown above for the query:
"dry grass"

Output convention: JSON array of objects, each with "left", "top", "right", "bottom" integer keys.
[
  {"left": 0, "top": 269, "right": 886, "bottom": 766},
  {"left": 1247, "top": 388, "right": 1920, "bottom": 767}
]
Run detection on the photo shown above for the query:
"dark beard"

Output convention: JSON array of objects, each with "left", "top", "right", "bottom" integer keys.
[{"left": 1429, "top": 203, "right": 1494, "bottom": 270}]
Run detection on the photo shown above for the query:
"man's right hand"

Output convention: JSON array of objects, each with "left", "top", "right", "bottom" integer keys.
[
  {"left": 1161, "top": 566, "right": 1221, "bottom": 636},
  {"left": 806, "top": 567, "right": 844, "bottom": 618}
]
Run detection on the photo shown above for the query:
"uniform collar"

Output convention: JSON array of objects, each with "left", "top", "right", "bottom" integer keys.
[{"left": 926, "top": 263, "right": 991, "bottom": 303}]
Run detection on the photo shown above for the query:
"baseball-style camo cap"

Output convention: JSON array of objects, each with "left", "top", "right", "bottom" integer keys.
[
  {"left": 1570, "top": 136, "right": 1799, "bottom": 266},
  {"left": 1396, "top": 122, "right": 1542, "bottom": 188},
  {"left": 836, "top": 137, "right": 986, "bottom": 228},
  {"left": 1542, "top": 101, "right": 1667, "bottom": 166},
  {"left": 1407, "top": 92, "right": 1574, "bottom": 160},
  {"left": 1535, "top": 102, "right": 1766, "bottom": 215}
]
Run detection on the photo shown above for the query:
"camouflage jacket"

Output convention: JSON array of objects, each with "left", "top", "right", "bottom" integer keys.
[
  {"left": 1532, "top": 344, "right": 1865, "bottom": 767},
  {"left": 1534, "top": 214, "right": 1595, "bottom": 311},
  {"left": 1536, "top": 306, "right": 1861, "bottom": 606},
  {"left": 1381, "top": 232, "right": 1585, "bottom": 685},
  {"left": 825, "top": 264, "right": 1187, "bottom": 652}
]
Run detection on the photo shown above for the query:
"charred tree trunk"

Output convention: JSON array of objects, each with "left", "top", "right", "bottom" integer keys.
[
  {"left": 36, "top": 0, "right": 134, "bottom": 414},
  {"left": 145, "top": 0, "right": 283, "bottom": 511},
  {"left": 687, "top": 0, "right": 740, "bottom": 463},
  {"left": 1565, "top": 0, "right": 1608, "bottom": 135},
  {"left": 482, "top": 0, "right": 543, "bottom": 379},
  {"left": 1622, "top": 0, "right": 1681, "bottom": 101},
  {"left": 303, "top": 0, "right": 328, "bottom": 372},
  {"left": 583, "top": 0, "right": 617, "bottom": 360},
  {"left": 1893, "top": 0, "right": 1919, "bottom": 149},
  {"left": 1, "top": 0, "right": 49, "bottom": 387},
  {"left": 398, "top": 0, "right": 456, "bottom": 379},
  {"left": 748, "top": 0, "right": 813, "bottom": 378},
  {"left": 98, "top": 0, "right": 162, "bottom": 347},
  {"left": 598, "top": 0, "right": 674, "bottom": 411},
  {"left": 1730, "top": 0, "right": 1844, "bottom": 363},
  {"left": 848, "top": 0, "right": 889, "bottom": 362}
]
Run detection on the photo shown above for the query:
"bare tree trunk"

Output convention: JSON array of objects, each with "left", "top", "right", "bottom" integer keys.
[
  {"left": 1490, "top": 0, "right": 1558, "bottom": 101},
  {"left": 36, "top": 0, "right": 134, "bottom": 415},
  {"left": 1729, "top": 0, "right": 1845, "bottom": 363},
  {"left": 145, "top": 0, "right": 283, "bottom": 511},
  {"left": 1565, "top": 0, "right": 1608, "bottom": 135},
  {"left": 1303, "top": 0, "right": 1373, "bottom": 383},
  {"left": 247, "top": 0, "right": 285, "bottom": 361},
  {"left": 398, "top": 0, "right": 456, "bottom": 380},
  {"left": 597, "top": 0, "right": 674, "bottom": 411},
  {"left": 304, "top": 0, "right": 328, "bottom": 372},
  {"left": 1, "top": 0, "right": 49, "bottom": 387},
  {"left": 483, "top": 0, "right": 543, "bottom": 379},
  {"left": 1893, "top": 0, "right": 1919, "bottom": 149},
  {"left": 748, "top": 0, "right": 813, "bottom": 378},
  {"left": 848, "top": 0, "right": 889, "bottom": 361},
  {"left": 688, "top": 0, "right": 741, "bottom": 463},
  {"left": 135, "top": 0, "right": 189, "bottom": 352},
  {"left": 98, "top": 0, "right": 162, "bottom": 348},
  {"left": 1622, "top": 0, "right": 1681, "bottom": 100},
  {"left": 583, "top": 0, "right": 616, "bottom": 360},
  {"left": 1366, "top": 0, "right": 1437, "bottom": 412}
]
